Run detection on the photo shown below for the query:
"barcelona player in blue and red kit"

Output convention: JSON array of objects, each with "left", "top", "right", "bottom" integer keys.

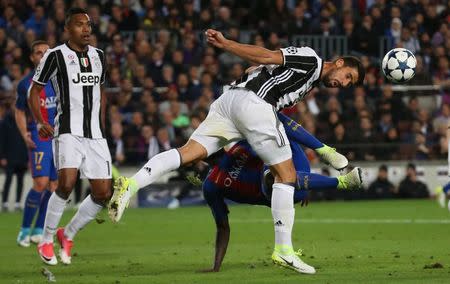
[
  {"left": 15, "top": 41, "right": 58, "bottom": 247},
  {"left": 200, "top": 113, "right": 363, "bottom": 273}
]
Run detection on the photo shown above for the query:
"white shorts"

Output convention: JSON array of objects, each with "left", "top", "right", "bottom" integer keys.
[
  {"left": 191, "top": 88, "right": 291, "bottom": 165},
  {"left": 53, "top": 134, "right": 112, "bottom": 179}
]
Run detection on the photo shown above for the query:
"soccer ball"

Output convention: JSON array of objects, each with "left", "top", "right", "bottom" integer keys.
[{"left": 381, "top": 48, "right": 416, "bottom": 83}]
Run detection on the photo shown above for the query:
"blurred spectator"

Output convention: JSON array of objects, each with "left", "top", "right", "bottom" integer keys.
[
  {"left": 109, "top": 122, "right": 125, "bottom": 166},
  {"left": 367, "top": 165, "right": 396, "bottom": 199},
  {"left": 0, "top": 107, "right": 28, "bottom": 211},
  {"left": 397, "top": 163, "right": 430, "bottom": 199}
]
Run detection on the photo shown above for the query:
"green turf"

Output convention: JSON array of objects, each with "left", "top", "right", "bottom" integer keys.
[{"left": 1, "top": 200, "right": 450, "bottom": 283}]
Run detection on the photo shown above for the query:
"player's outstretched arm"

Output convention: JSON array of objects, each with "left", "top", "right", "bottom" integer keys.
[
  {"left": 199, "top": 219, "right": 230, "bottom": 273},
  {"left": 28, "top": 82, "right": 54, "bottom": 138},
  {"left": 205, "top": 29, "right": 283, "bottom": 65}
]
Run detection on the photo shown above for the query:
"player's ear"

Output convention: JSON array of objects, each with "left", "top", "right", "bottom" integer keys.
[{"left": 335, "top": 58, "right": 344, "bottom": 68}]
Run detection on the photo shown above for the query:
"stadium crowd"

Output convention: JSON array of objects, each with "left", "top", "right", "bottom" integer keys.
[{"left": 0, "top": 0, "right": 449, "bottom": 171}]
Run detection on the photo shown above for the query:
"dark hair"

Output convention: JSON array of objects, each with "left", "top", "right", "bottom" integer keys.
[
  {"left": 31, "top": 40, "right": 48, "bottom": 53},
  {"left": 339, "top": 56, "right": 365, "bottom": 86},
  {"left": 65, "top": 7, "right": 88, "bottom": 25},
  {"left": 379, "top": 164, "right": 388, "bottom": 172},
  {"left": 407, "top": 163, "right": 416, "bottom": 171}
]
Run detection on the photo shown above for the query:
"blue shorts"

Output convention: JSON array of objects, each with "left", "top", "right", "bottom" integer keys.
[{"left": 30, "top": 140, "right": 57, "bottom": 180}]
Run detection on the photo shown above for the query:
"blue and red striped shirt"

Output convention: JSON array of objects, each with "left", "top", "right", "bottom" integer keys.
[{"left": 16, "top": 71, "right": 57, "bottom": 142}]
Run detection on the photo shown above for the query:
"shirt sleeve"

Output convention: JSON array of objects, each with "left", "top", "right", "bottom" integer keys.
[
  {"left": 15, "top": 80, "right": 28, "bottom": 111},
  {"left": 280, "top": 46, "right": 320, "bottom": 73},
  {"left": 95, "top": 49, "right": 106, "bottom": 85},
  {"left": 203, "top": 179, "right": 229, "bottom": 224},
  {"left": 33, "top": 50, "right": 58, "bottom": 85}
]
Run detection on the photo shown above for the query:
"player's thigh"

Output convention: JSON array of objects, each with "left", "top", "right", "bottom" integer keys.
[
  {"left": 80, "top": 138, "right": 112, "bottom": 180},
  {"left": 190, "top": 103, "right": 242, "bottom": 157},
  {"left": 233, "top": 99, "right": 291, "bottom": 166},
  {"left": 57, "top": 168, "right": 79, "bottom": 192},
  {"left": 52, "top": 134, "right": 83, "bottom": 171},
  {"left": 30, "top": 142, "right": 53, "bottom": 191}
]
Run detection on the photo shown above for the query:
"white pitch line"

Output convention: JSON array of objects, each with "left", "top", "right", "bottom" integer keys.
[{"left": 230, "top": 218, "right": 450, "bottom": 224}]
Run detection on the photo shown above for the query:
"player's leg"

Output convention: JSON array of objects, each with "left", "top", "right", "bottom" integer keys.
[
  {"left": 32, "top": 179, "right": 56, "bottom": 244},
  {"left": 109, "top": 94, "right": 241, "bottom": 222},
  {"left": 20, "top": 143, "right": 52, "bottom": 246},
  {"left": 38, "top": 134, "right": 82, "bottom": 265},
  {"left": 32, "top": 153, "right": 58, "bottom": 244},
  {"left": 277, "top": 113, "right": 347, "bottom": 170},
  {"left": 232, "top": 96, "right": 314, "bottom": 274},
  {"left": 290, "top": 143, "right": 362, "bottom": 192},
  {"left": 56, "top": 138, "right": 112, "bottom": 265},
  {"left": 17, "top": 176, "right": 48, "bottom": 247}
]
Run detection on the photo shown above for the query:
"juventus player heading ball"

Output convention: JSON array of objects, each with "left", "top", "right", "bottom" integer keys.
[
  {"left": 29, "top": 8, "right": 111, "bottom": 266},
  {"left": 109, "top": 29, "right": 365, "bottom": 273}
]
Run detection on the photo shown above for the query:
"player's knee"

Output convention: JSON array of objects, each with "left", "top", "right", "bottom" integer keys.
[
  {"left": 33, "top": 179, "right": 48, "bottom": 192},
  {"left": 91, "top": 188, "right": 112, "bottom": 204},
  {"left": 55, "top": 185, "right": 72, "bottom": 200},
  {"left": 178, "top": 140, "right": 208, "bottom": 165},
  {"left": 55, "top": 181, "right": 74, "bottom": 199}
]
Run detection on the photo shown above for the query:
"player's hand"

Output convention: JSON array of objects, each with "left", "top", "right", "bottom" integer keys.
[
  {"left": 0, "top": 159, "right": 7, "bottom": 167},
  {"left": 205, "top": 29, "right": 228, "bottom": 49},
  {"left": 24, "top": 132, "right": 36, "bottom": 149},
  {"left": 37, "top": 122, "right": 54, "bottom": 139}
]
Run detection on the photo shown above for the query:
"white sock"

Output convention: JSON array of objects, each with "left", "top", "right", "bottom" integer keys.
[
  {"left": 64, "top": 195, "right": 102, "bottom": 240},
  {"left": 271, "top": 183, "right": 295, "bottom": 251},
  {"left": 132, "top": 149, "right": 181, "bottom": 190},
  {"left": 41, "top": 193, "right": 67, "bottom": 244}
]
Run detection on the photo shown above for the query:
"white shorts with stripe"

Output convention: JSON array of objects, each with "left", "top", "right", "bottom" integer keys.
[
  {"left": 52, "top": 134, "right": 112, "bottom": 179},
  {"left": 191, "top": 88, "right": 291, "bottom": 165}
]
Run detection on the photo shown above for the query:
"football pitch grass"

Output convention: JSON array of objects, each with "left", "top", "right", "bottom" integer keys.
[{"left": 1, "top": 200, "right": 450, "bottom": 283}]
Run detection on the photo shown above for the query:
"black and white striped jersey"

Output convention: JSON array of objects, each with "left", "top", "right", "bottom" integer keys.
[
  {"left": 33, "top": 43, "right": 106, "bottom": 139},
  {"left": 231, "top": 46, "right": 322, "bottom": 111}
]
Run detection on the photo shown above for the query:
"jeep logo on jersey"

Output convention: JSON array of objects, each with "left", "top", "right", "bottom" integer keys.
[{"left": 72, "top": 73, "right": 101, "bottom": 86}]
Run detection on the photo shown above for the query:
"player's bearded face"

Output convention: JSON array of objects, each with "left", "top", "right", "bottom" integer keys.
[{"left": 322, "top": 68, "right": 341, "bottom": 88}]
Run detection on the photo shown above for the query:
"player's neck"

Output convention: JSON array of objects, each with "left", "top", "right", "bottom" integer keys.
[
  {"left": 320, "top": 62, "right": 333, "bottom": 80},
  {"left": 66, "top": 40, "right": 88, "bottom": 53}
]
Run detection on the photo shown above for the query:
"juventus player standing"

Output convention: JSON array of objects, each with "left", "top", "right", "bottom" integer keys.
[
  {"left": 28, "top": 8, "right": 111, "bottom": 266},
  {"left": 109, "top": 29, "right": 365, "bottom": 273}
]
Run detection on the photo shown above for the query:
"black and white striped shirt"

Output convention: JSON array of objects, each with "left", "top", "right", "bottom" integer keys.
[
  {"left": 232, "top": 46, "right": 322, "bottom": 111},
  {"left": 33, "top": 43, "right": 106, "bottom": 139}
]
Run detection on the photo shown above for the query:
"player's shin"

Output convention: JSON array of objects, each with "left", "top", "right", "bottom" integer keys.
[
  {"left": 271, "top": 183, "right": 295, "bottom": 253},
  {"left": 22, "top": 189, "right": 42, "bottom": 229},
  {"left": 41, "top": 192, "right": 67, "bottom": 244},
  {"left": 64, "top": 195, "right": 102, "bottom": 240},
  {"left": 296, "top": 172, "right": 338, "bottom": 191},
  {"left": 131, "top": 149, "right": 181, "bottom": 195},
  {"left": 35, "top": 189, "right": 52, "bottom": 230}
]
